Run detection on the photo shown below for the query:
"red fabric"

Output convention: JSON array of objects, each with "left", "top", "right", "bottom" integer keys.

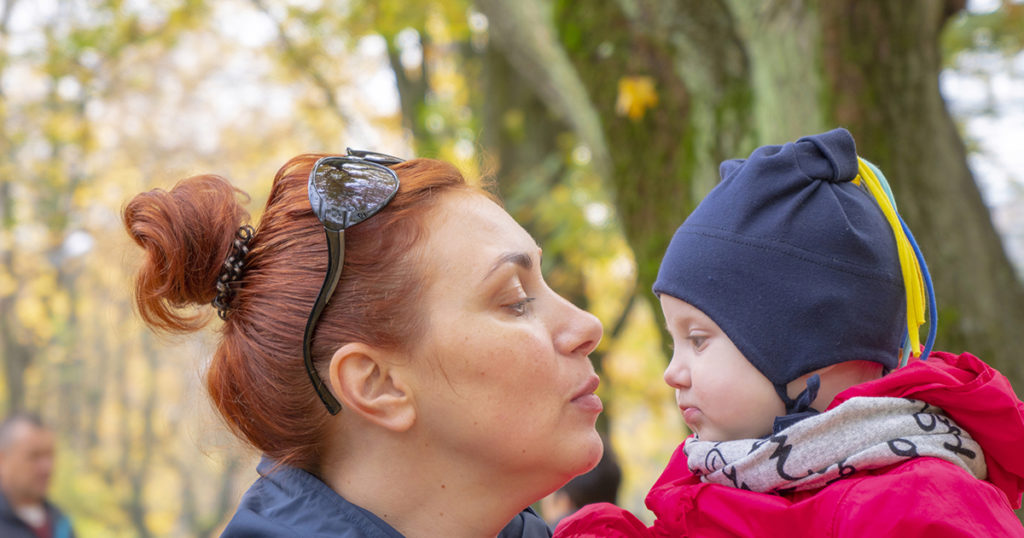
[{"left": 555, "top": 352, "right": 1024, "bottom": 537}]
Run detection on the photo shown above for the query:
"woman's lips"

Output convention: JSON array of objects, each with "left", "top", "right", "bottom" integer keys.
[
  {"left": 572, "top": 375, "right": 603, "bottom": 413},
  {"left": 572, "top": 393, "right": 603, "bottom": 413}
]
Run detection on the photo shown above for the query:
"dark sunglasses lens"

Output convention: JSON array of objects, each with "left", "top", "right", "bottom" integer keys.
[{"left": 311, "top": 161, "right": 399, "bottom": 230}]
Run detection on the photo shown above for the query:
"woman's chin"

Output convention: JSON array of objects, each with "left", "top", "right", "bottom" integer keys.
[{"left": 572, "top": 428, "right": 604, "bottom": 474}]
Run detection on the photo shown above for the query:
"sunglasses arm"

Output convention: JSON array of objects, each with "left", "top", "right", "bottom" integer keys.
[{"left": 303, "top": 227, "right": 345, "bottom": 415}]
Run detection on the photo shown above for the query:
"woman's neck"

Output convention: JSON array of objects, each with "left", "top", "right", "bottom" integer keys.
[{"left": 320, "top": 428, "right": 542, "bottom": 538}]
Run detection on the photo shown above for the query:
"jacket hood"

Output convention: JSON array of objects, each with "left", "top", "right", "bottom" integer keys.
[{"left": 830, "top": 351, "right": 1024, "bottom": 509}]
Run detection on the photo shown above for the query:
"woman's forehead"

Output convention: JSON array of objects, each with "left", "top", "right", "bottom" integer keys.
[{"left": 420, "top": 193, "right": 539, "bottom": 280}]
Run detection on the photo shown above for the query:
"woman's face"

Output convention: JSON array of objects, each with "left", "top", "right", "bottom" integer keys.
[{"left": 405, "top": 192, "right": 604, "bottom": 490}]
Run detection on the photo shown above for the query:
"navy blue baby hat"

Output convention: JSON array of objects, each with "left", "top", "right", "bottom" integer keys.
[{"left": 653, "top": 128, "right": 905, "bottom": 415}]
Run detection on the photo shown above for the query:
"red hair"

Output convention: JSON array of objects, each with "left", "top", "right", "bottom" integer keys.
[{"left": 124, "top": 155, "right": 479, "bottom": 472}]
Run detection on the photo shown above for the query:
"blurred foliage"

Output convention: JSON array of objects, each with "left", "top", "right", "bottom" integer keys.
[
  {"left": 1, "top": 0, "right": 1021, "bottom": 534},
  {"left": 944, "top": 0, "right": 1024, "bottom": 61}
]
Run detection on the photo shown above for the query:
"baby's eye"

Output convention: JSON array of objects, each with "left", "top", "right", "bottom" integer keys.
[
  {"left": 687, "top": 334, "right": 708, "bottom": 350},
  {"left": 505, "top": 297, "right": 536, "bottom": 317}
]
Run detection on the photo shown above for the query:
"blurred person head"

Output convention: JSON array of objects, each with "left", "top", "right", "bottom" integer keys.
[
  {"left": 0, "top": 414, "right": 56, "bottom": 507},
  {"left": 123, "top": 152, "right": 604, "bottom": 535}
]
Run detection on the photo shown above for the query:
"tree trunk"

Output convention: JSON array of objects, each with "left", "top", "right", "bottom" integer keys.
[
  {"left": 0, "top": 298, "right": 30, "bottom": 412},
  {"left": 484, "top": 0, "right": 1024, "bottom": 396},
  {"left": 550, "top": 0, "right": 755, "bottom": 331},
  {"left": 815, "top": 1, "right": 1024, "bottom": 395},
  {"left": 0, "top": 0, "right": 29, "bottom": 414},
  {"left": 476, "top": 0, "right": 611, "bottom": 176}
]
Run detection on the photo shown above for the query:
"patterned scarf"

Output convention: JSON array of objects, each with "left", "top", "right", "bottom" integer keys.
[{"left": 684, "top": 397, "right": 986, "bottom": 493}]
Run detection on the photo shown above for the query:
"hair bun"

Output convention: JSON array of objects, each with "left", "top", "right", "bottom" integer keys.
[{"left": 123, "top": 174, "right": 250, "bottom": 333}]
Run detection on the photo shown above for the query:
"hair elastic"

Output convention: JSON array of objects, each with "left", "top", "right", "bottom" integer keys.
[{"left": 213, "top": 224, "right": 255, "bottom": 320}]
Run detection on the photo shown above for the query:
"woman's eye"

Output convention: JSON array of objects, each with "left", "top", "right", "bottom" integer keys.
[{"left": 505, "top": 297, "right": 535, "bottom": 317}]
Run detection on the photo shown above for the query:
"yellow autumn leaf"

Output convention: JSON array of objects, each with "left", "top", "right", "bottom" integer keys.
[{"left": 616, "top": 75, "right": 658, "bottom": 120}]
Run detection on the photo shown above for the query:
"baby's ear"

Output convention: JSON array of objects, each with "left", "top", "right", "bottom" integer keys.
[
  {"left": 327, "top": 343, "right": 415, "bottom": 432},
  {"left": 815, "top": 363, "right": 841, "bottom": 376}
]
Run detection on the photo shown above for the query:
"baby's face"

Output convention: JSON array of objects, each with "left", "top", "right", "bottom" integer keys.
[{"left": 661, "top": 295, "right": 785, "bottom": 441}]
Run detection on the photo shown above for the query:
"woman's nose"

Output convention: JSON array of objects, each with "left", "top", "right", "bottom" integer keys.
[{"left": 553, "top": 295, "right": 603, "bottom": 357}]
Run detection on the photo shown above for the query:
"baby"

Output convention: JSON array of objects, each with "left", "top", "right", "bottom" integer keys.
[{"left": 556, "top": 128, "right": 1024, "bottom": 537}]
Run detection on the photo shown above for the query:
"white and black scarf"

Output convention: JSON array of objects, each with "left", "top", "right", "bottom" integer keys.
[{"left": 684, "top": 397, "right": 986, "bottom": 494}]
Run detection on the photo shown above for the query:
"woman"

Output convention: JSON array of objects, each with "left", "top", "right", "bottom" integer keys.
[{"left": 123, "top": 150, "right": 605, "bottom": 537}]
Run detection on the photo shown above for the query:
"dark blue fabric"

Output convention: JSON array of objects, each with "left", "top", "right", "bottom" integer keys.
[
  {"left": 222, "top": 457, "right": 552, "bottom": 537},
  {"left": 0, "top": 488, "right": 75, "bottom": 538},
  {"left": 501, "top": 506, "right": 553, "bottom": 538},
  {"left": 772, "top": 375, "right": 821, "bottom": 432},
  {"left": 653, "top": 128, "right": 905, "bottom": 391}
]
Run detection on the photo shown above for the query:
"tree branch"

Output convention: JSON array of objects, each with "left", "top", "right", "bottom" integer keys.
[
  {"left": 249, "top": 0, "right": 361, "bottom": 137},
  {"left": 475, "top": 0, "right": 610, "bottom": 176}
]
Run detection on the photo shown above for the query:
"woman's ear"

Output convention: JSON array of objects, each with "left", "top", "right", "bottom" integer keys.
[{"left": 328, "top": 343, "right": 416, "bottom": 432}]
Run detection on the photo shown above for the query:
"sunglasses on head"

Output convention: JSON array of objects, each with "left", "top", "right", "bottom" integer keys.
[{"left": 304, "top": 148, "right": 404, "bottom": 414}]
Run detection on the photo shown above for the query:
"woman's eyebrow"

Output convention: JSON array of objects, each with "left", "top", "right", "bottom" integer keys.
[{"left": 482, "top": 252, "right": 533, "bottom": 282}]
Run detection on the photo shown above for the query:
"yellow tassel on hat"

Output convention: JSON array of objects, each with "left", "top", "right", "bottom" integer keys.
[{"left": 852, "top": 158, "right": 928, "bottom": 360}]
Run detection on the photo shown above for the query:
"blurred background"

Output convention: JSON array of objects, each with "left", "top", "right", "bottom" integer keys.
[{"left": 1, "top": 0, "right": 1022, "bottom": 535}]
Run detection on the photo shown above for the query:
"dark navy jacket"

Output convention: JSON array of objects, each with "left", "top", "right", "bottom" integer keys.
[
  {"left": 0, "top": 488, "right": 74, "bottom": 538},
  {"left": 222, "top": 458, "right": 552, "bottom": 537}
]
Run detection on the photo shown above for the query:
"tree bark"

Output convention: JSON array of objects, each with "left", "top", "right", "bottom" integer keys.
[
  {"left": 484, "top": 0, "right": 1023, "bottom": 398},
  {"left": 550, "top": 0, "right": 755, "bottom": 330},
  {"left": 476, "top": 0, "right": 611, "bottom": 176},
  {"left": 0, "top": 0, "right": 26, "bottom": 414},
  {"left": 817, "top": 0, "right": 1024, "bottom": 394}
]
